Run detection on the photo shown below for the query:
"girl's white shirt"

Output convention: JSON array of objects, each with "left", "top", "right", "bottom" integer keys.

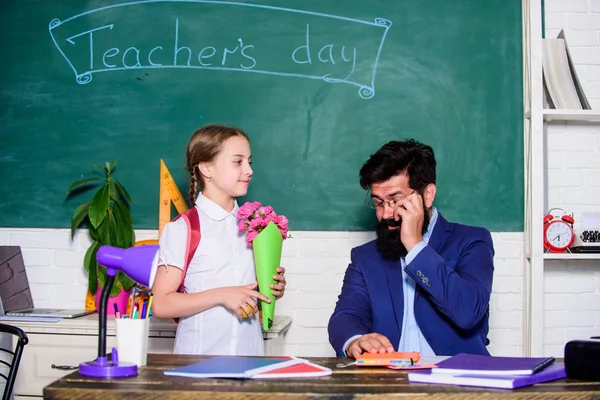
[{"left": 157, "top": 193, "right": 264, "bottom": 356}]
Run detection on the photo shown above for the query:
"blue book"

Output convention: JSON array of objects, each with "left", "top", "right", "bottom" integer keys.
[
  {"left": 408, "top": 363, "right": 566, "bottom": 389},
  {"left": 163, "top": 356, "right": 302, "bottom": 379}
]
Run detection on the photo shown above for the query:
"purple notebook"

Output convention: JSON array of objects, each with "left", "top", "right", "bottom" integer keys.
[
  {"left": 431, "top": 353, "right": 555, "bottom": 376},
  {"left": 409, "top": 363, "right": 566, "bottom": 389}
]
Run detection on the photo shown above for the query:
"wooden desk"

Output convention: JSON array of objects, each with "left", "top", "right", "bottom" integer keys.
[
  {"left": 10, "top": 315, "right": 291, "bottom": 398},
  {"left": 44, "top": 354, "right": 599, "bottom": 400}
]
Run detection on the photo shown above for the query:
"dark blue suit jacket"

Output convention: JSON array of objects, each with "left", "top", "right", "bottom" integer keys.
[{"left": 328, "top": 212, "right": 494, "bottom": 357}]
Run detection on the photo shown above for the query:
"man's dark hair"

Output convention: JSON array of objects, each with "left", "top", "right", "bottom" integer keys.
[{"left": 359, "top": 139, "right": 436, "bottom": 191}]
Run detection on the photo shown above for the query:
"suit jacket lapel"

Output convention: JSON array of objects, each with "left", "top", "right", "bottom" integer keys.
[
  {"left": 384, "top": 258, "right": 403, "bottom": 346},
  {"left": 427, "top": 212, "right": 451, "bottom": 253}
]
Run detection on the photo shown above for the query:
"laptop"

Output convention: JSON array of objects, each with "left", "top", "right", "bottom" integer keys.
[{"left": 0, "top": 246, "right": 93, "bottom": 319}]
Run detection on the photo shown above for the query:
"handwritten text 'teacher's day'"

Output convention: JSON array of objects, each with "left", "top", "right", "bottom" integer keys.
[{"left": 49, "top": 0, "right": 391, "bottom": 99}]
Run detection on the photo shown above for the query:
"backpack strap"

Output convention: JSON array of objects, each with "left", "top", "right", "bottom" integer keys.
[{"left": 172, "top": 207, "right": 201, "bottom": 293}]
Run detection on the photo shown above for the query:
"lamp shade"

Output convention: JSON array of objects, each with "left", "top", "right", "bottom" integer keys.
[{"left": 96, "top": 245, "right": 159, "bottom": 288}]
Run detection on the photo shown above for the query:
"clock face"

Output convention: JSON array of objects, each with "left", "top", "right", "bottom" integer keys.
[{"left": 545, "top": 221, "right": 574, "bottom": 251}]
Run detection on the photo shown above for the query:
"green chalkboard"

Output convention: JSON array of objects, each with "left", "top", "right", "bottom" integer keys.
[{"left": 0, "top": 0, "right": 523, "bottom": 231}]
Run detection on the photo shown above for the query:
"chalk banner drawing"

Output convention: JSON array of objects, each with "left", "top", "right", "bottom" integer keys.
[{"left": 48, "top": 1, "right": 392, "bottom": 99}]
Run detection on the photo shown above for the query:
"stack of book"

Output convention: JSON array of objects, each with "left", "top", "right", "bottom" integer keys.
[
  {"left": 542, "top": 30, "right": 591, "bottom": 110},
  {"left": 408, "top": 353, "right": 566, "bottom": 389}
]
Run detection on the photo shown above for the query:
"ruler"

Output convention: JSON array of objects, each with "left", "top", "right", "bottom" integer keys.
[{"left": 158, "top": 159, "right": 189, "bottom": 236}]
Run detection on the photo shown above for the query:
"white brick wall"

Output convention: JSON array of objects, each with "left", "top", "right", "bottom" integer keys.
[
  {"left": 0, "top": 228, "right": 524, "bottom": 357},
  {"left": 544, "top": 0, "right": 600, "bottom": 357}
]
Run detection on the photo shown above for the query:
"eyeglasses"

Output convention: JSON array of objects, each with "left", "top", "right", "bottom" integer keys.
[{"left": 364, "top": 190, "right": 415, "bottom": 210}]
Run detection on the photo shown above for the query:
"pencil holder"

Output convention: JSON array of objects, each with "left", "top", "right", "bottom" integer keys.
[{"left": 115, "top": 318, "right": 149, "bottom": 367}]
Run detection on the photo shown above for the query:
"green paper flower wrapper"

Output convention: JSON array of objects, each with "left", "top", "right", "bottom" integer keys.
[{"left": 252, "top": 221, "right": 283, "bottom": 331}]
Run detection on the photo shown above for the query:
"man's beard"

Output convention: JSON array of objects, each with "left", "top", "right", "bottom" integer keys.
[{"left": 375, "top": 205, "right": 431, "bottom": 261}]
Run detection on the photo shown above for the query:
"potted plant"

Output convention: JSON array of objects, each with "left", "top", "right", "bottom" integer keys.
[{"left": 66, "top": 161, "right": 136, "bottom": 312}]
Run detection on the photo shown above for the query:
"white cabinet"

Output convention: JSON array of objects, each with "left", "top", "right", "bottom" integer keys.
[
  {"left": 9, "top": 314, "right": 291, "bottom": 398},
  {"left": 523, "top": 0, "right": 600, "bottom": 356}
]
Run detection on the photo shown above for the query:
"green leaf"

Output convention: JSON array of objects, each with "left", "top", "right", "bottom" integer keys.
[
  {"left": 113, "top": 198, "right": 132, "bottom": 225},
  {"left": 70, "top": 201, "right": 91, "bottom": 238},
  {"left": 118, "top": 271, "right": 136, "bottom": 291},
  {"left": 88, "top": 184, "right": 110, "bottom": 229},
  {"left": 109, "top": 278, "right": 123, "bottom": 297},
  {"left": 112, "top": 212, "right": 128, "bottom": 248},
  {"left": 83, "top": 242, "right": 101, "bottom": 295},
  {"left": 107, "top": 212, "right": 120, "bottom": 246},
  {"left": 113, "top": 200, "right": 134, "bottom": 245},
  {"left": 96, "top": 214, "right": 112, "bottom": 245},
  {"left": 97, "top": 266, "right": 106, "bottom": 293},
  {"left": 109, "top": 181, "right": 122, "bottom": 203},
  {"left": 65, "top": 177, "right": 103, "bottom": 196},
  {"left": 124, "top": 225, "right": 135, "bottom": 248},
  {"left": 111, "top": 160, "right": 118, "bottom": 171},
  {"left": 82, "top": 241, "right": 99, "bottom": 274},
  {"left": 113, "top": 180, "right": 132, "bottom": 203},
  {"left": 89, "top": 226, "right": 101, "bottom": 242},
  {"left": 92, "top": 163, "right": 105, "bottom": 172}
]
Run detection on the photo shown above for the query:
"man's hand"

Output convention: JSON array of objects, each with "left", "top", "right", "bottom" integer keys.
[
  {"left": 395, "top": 192, "right": 425, "bottom": 252},
  {"left": 345, "top": 333, "right": 395, "bottom": 359}
]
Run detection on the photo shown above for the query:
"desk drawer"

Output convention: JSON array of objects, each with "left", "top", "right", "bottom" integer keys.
[{"left": 14, "top": 333, "right": 174, "bottom": 397}]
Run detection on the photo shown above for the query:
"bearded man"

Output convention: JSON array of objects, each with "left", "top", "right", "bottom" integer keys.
[{"left": 328, "top": 139, "right": 495, "bottom": 358}]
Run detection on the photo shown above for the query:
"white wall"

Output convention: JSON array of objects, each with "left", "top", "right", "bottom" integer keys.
[
  {"left": 0, "top": 228, "right": 524, "bottom": 357},
  {"left": 1, "top": 0, "right": 599, "bottom": 359},
  {"left": 543, "top": 0, "right": 600, "bottom": 357}
]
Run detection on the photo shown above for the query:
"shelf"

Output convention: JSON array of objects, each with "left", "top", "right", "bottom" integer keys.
[
  {"left": 543, "top": 109, "right": 600, "bottom": 121},
  {"left": 543, "top": 252, "right": 600, "bottom": 260}
]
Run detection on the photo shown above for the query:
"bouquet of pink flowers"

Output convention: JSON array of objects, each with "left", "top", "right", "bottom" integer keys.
[
  {"left": 237, "top": 201, "right": 289, "bottom": 246},
  {"left": 237, "top": 201, "right": 289, "bottom": 330}
]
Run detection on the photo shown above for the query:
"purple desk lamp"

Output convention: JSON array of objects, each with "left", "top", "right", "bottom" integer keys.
[{"left": 79, "top": 244, "right": 159, "bottom": 378}]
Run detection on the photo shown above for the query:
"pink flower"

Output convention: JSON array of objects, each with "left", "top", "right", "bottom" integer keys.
[
  {"left": 246, "top": 230, "right": 259, "bottom": 245},
  {"left": 236, "top": 201, "right": 290, "bottom": 247},
  {"left": 249, "top": 218, "right": 262, "bottom": 230},
  {"left": 258, "top": 206, "right": 274, "bottom": 217},
  {"left": 278, "top": 215, "right": 289, "bottom": 230},
  {"left": 238, "top": 201, "right": 260, "bottom": 220}
]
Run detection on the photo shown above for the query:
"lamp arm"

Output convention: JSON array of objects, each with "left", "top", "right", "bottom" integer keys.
[{"left": 97, "top": 274, "right": 115, "bottom": 358}]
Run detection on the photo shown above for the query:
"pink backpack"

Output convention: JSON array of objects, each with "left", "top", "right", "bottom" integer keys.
[{"left": 171, "top": 207, "right": 201, "bottom": 293}]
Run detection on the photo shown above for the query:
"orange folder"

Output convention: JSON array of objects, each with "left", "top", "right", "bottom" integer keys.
[{"left": 356, "top": 352, "right": 421, "bottom": 366}]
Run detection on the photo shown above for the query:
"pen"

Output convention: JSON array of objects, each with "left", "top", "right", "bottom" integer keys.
[
  {"left": 113, "top": 303, "right": 121, "bottom": 319},
  {"left": 146, "top": 295, "right": 154, "bottom": 319},
  {"left": 127, "top": 290, "right": 135, "bottom": 317},
  {"left": 132, "top": 303, "right": 139, "bottom": 320},
  {"left": 532, "top": 357, "right": 555, "bottom": 374},
  {"left": 137, "top": 296, "right": 144, "bottom": 319},
  {"left": 141, "top": 299, "right": 148, "bottom": 320}
]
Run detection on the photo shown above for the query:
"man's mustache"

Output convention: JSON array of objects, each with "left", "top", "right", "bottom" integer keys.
[{"left": 381, "top": 217, "right": 402, "bottom": 227}]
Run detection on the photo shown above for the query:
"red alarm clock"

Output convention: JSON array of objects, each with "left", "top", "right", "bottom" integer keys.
[{"left": 543, "top": 208, "right": 575, "bottom": 253}]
